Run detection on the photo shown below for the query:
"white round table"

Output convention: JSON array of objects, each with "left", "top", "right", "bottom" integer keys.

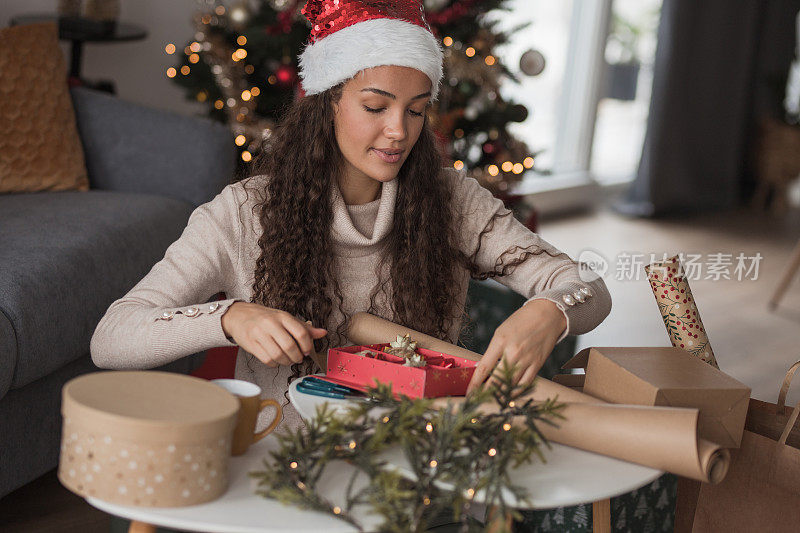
[
  {"left": 85, "top": 377, "right": 662, "bottom": 532},
  {"left": 288, "top": 377, "right": 662, "bottom": 509}
]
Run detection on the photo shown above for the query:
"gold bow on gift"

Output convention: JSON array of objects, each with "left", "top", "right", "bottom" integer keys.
[{"left": 384, "top": 334, "right": 426, "bottom": 367}]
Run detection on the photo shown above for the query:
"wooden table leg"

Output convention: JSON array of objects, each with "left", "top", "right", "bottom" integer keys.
[
  {"left": 486, "top": 505, "right": 514, "bottom": 533},
  {"left": 674, "top": 477, "right": 702, "bottom": 533},
  {"left": 128, "top": 520, "right": 157, "bottom": 533},
  {"left": 592, "top": 499, "right": 611, "bottom": 533},
  {"left": 769, "top": 238, "right": 800, "bottom": 310}
]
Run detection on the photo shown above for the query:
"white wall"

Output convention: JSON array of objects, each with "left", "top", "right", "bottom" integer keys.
[{"left": 3, "top": 0, "right": 207, "bottom": 116}]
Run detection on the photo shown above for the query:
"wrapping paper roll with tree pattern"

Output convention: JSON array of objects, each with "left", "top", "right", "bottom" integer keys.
[{"left": 644, "top": 255, "right": 719, "bottom": 368}]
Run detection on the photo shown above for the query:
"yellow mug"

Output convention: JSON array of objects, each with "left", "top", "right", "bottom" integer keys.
[{"left": 211, "top": 379, "right": 281, "bottom": 456}]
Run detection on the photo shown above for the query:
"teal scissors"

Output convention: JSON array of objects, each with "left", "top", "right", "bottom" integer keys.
[{"left": 296, "top": 376, "right": 373, "bottom": 401}]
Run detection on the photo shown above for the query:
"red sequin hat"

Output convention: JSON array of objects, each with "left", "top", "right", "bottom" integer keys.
[{"left": 298, "top": 0, "right": 443, "bottom": 100}]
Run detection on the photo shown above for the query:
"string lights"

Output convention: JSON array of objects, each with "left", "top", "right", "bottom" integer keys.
[
  {"left": 192, "top": 7, "right": 273, "bottom": 162},
  {"left": 435, "top": 22, "right": 539, "bottom": 193}
]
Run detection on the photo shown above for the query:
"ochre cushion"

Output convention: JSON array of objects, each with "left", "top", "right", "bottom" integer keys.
[{"left": 0, "top": 22, "right": 89, "bottom": 193}]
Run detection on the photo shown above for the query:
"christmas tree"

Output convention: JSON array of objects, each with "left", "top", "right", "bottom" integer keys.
[{"left": 167, "top": 0, "right": 542, "bottom": 195}]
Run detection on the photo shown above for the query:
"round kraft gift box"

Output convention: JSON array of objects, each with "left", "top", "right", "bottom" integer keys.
[{"left": 58, "top": 371, "right": 239, "bottom": 507}]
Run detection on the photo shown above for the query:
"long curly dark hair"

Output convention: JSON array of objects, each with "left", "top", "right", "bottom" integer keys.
[{"left": 240, "top": 82, "right": 568, "bottom": 386}]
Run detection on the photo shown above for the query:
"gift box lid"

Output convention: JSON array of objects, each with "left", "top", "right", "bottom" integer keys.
[{"left": 62, "top": 371, "right": 239, "bottom": 443}]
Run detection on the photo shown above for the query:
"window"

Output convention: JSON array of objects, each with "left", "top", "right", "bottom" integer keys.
[
  {"left": 492, "top": 0, "right": 662, "bottom": 202},
  {"left": 591, "top": 0, "right": 662, "bottom": 185}
]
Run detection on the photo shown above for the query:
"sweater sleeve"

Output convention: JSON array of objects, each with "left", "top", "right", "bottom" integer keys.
[
  {"left": 90, "top": 183, "right": 246, "bottom": 370},
  {"left": 450, "top": 169, "right": 612, "bottom": 344}
]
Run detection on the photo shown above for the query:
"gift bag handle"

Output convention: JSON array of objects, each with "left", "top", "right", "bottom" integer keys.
[
  {"left": 776, "top": 360, "right": 800, "bottom": 445},
  {"left": 776, "top": 360, "right": 800, "bottom": 410},
  {"left": 779, "top": 400, "right": 800, "bottom": 445}
]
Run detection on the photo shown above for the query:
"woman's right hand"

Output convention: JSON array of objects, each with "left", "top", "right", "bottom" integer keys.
[{"left": 220, "top": 302, "right": 328, "bottom": 368}]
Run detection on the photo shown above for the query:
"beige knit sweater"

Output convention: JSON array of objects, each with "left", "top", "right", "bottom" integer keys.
[{"left": 90, "top": 169, "right": 611, "bottom": 432}]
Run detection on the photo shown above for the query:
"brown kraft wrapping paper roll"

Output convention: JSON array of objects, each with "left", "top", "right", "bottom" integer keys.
[{"left": 346, "top": 312, "right": 730, "bottom": 484}]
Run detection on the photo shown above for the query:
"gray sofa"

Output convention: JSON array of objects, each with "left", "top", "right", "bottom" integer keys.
[{"left": 0, "top": 87, "right": 236, "bottom": 499}]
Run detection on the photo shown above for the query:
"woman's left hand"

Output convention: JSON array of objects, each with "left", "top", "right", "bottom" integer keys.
[{"left": 466, "top": 299, "right": 567, "bottom": 394}]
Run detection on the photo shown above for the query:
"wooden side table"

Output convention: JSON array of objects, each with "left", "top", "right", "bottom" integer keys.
[
  {"left": 9, "top": 14, "right": 147, "bottom": 93},
  {"left": 769, "top": 238, "right": 800, "bottom": 310},
  {"left": 128, "top": 522, "right": 157, "bottom": 533}
]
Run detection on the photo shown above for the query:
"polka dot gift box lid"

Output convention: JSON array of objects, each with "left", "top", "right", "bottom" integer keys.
[{"left": 58, "top": 371, "right": 239, "bottom": 507}]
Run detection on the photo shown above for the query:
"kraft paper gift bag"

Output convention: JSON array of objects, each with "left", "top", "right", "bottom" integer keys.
[{"left": 692, "top": 360, "right": 800, "bottom": 532}]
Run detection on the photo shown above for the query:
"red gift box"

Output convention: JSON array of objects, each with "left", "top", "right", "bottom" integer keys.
[{"left": 322, "top": 343, "right": 477, "bottom": 398}]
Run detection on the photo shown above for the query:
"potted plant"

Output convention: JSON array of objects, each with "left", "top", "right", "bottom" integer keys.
[{"left": 603, "top": 12, "right": 647, "bottom": 101}]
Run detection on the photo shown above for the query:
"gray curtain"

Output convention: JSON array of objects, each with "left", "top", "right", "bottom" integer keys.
[{"left": 617, "top": 0, "right": 800, "bottom": 217}]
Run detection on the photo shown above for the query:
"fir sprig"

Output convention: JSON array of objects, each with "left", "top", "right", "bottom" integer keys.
[{"left": 250, "top": 360, "right": 564, "bottom": 533}]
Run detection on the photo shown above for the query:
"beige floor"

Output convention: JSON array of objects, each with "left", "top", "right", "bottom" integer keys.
[{"left": 538, "top": 201, "right": 800, "bottom": 406}]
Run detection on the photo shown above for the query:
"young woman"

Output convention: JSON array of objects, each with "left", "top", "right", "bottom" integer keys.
[{"left": 90, "top": 0, "right": 611, "bottom": 432}]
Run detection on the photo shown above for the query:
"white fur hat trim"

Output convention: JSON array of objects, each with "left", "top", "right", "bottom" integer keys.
[{"left": 298, "top": 18, "right": 443, "bottom": 100}]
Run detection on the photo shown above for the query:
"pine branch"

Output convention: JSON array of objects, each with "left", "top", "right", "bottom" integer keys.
[{"left": 250, "top": 357, "right": 564, "bottom": 531}]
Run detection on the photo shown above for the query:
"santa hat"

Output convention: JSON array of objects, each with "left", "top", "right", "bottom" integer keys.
[{"left": 298, "top": 0, "right": 444, "bottom": 100}]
